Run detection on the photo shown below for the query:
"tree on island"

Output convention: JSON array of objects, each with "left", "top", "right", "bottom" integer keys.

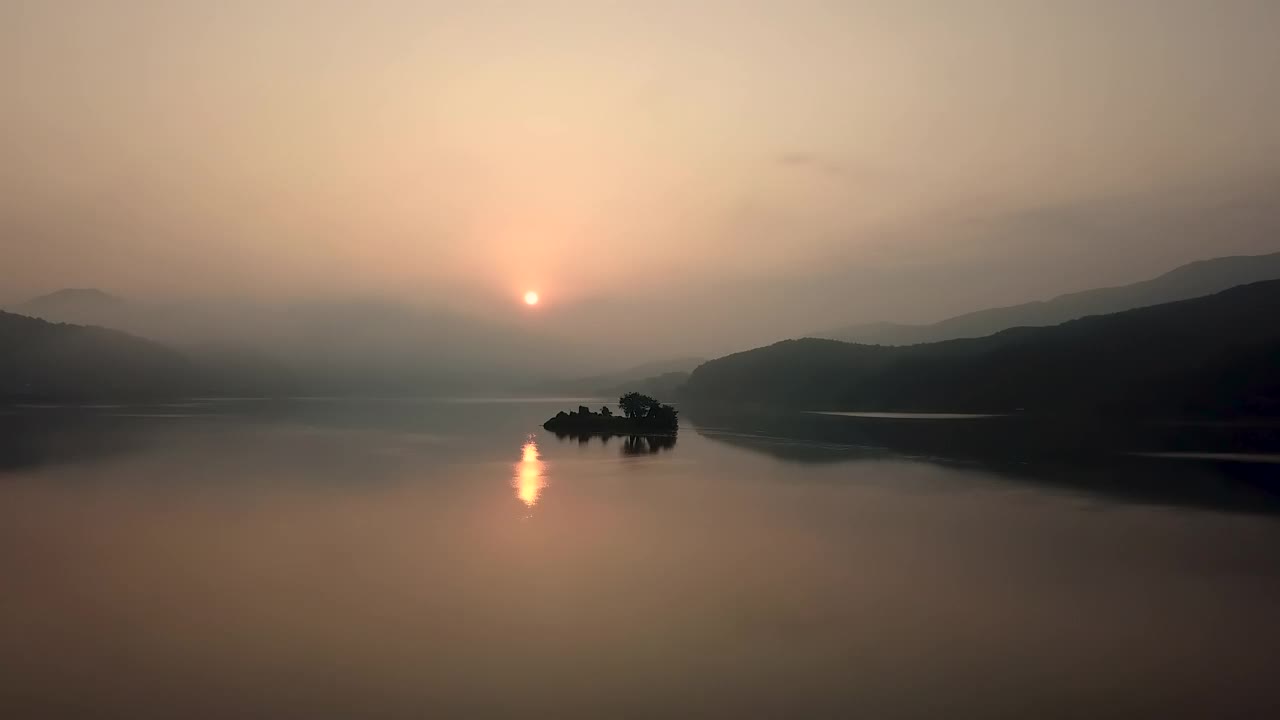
[
  {"left": 618, "top": 392, "right": 678, "bottom": 429},
  {"left": 543, "top": 392, "right": 677, "bottom": 433},
  {"left": 619, "top": 392, "right": 659, "bottom": 419}
]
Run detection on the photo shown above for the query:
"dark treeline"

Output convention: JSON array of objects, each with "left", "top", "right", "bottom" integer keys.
[{"left": 682, "top": 280, "right": 1280, "bottom": 417}]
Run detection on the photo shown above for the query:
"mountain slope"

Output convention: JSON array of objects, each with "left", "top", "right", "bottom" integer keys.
[
  {"left": 13, "top": 288, "right": 127, "bottom": 328},
  {"left": 819, "top": 250, "right": 1280, "bottom": 345},
  {"left": 684, "top": 280, "right": 1280, "bottom": 416},
  {"left": 10, "top": 292, "right": 626, "bottom": 394},
  {"left": 0, "top": 311, "right": 196, "bottom": 400}
]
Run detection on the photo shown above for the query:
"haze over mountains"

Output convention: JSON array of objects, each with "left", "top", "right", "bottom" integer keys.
[
  {"left": 684, "top": 279, "right": 1280, "bottom": 417},
  {"left": 6, "top": 291, "right": 639, "bottom": 395},
  {"left": 7, "top": 1, "right": 1280, "bottom": 365},
  {"left": 818, "top": 251, "right": 1280, "bottom": 345},
  {"left": 5, "top": 249, "right": 1280, "bottom": 409},
  {"left": 0, "top": 311, "right": 194, "bottom": 400}
]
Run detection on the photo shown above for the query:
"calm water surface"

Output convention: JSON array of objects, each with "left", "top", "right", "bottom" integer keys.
[{"left": 2, "top": 400, "right": 1279, "bottom": 718}]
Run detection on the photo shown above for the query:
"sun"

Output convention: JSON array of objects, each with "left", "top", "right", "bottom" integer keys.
[{"left": 523, "top": 290, "right": 539, "bottom": 306}]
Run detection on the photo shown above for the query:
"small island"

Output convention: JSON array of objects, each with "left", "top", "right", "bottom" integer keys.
[{"left": 543, "top": 392, "right": 679, "bottom": 435}]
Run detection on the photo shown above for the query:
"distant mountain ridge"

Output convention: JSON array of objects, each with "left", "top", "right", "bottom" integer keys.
[
  {"left": 6, "top": 291, "right": 640, "bottom": 393},
  {"left": 4, "top": 291, "right": 705, "bottom": 398},
  {"left": 12, "top": 288, "right": 127, "bottom": 329},
  {"left": 684, "top": 280, "right": 1280, "bottom": 417},
  {"left": 0, "top": 305, "right": 680, "bottom": 401},
  {"left": 818, "top": 251, "right": 1280, "bottom": 345},
  {"left": 0, "top": 311, "right": 195, "bottom": 400},
  {"left": 19, "top": 288, "right": 124, "bottom": 310}
]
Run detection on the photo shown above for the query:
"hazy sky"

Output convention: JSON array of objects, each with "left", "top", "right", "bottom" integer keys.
[{"left": 4, "top": 0, "right": 1280, "bottom": 353}]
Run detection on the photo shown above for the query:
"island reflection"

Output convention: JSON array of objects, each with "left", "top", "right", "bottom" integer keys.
[{"left": 552, "top": 431, "right": 677, "bottom": 456}]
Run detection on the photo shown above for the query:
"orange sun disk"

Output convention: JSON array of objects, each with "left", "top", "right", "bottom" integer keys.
[{"left": 524, "top": 291, "right": 539, "bottom": 305}]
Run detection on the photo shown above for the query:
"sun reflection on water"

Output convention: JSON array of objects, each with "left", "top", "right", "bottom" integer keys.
[{"left": 514, "top": 437, "right": 547, "bottom": 507}]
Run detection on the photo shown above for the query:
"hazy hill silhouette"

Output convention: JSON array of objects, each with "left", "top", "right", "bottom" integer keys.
[
  {"left": 6, "top": 291, "right": 705, "bottom": 398},
  {"left": 16, "top": 288, "right": 127, "bottom": 327},
  {"left": 818, "top": 251, "right": 1280, "bottom": 345},
  {"left": 0, "top": 311, "right": 195, "bottom": 400},
  {"left": 683, "top": 280, "right": 1280, "bottom": 417},
  {"left": 9, "top": 292, "right": 636, "bottom": 394}
]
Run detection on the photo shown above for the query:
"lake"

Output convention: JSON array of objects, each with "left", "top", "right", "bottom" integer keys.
[{"left": 2, "top": 399, "right": 1279, "bottom": 718}]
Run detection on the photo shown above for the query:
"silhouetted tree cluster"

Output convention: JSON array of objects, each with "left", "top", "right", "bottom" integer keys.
[
  {"left": 619, "top": 392, "right": 678, "bottom": 429},
  {"left": 544, "top": 393, "right": 679, "bottom": 433},
  {"left": 618, "top": 392, "right": 656, "bottom": 419}
]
